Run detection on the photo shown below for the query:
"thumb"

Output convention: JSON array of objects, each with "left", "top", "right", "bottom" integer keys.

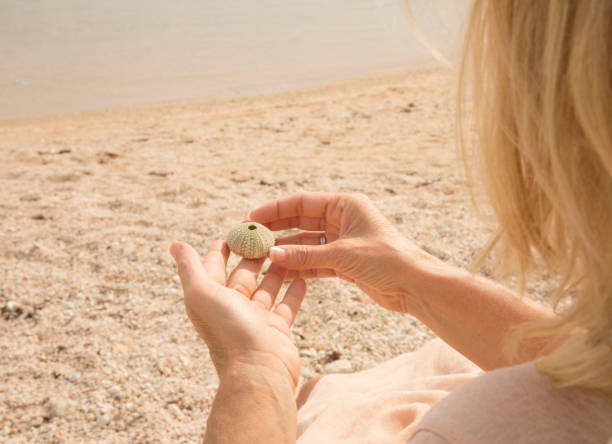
[
  {"left": 170, "top": 241, "right": 207, "bottom": 291},
  {"left": 269, "top": 244, "right": 336, "bottom": 270}
]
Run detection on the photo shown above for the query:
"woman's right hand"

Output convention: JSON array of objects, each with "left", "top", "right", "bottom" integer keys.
[{"left": 249, "top": 192, "right": 447, "bottom": 314}]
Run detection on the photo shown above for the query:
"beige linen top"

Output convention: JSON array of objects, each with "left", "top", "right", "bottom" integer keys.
[
  {"left": 296, "top": 339, "right": 612, "bottom": 444},
  {"left": 410, "top": 362, "right": 612, "bottom": 444}
]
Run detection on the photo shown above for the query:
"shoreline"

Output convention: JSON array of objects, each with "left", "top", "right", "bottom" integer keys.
[
  {"left": 1, "top": 0, "right": 448, "bottom": 122},
  {"left": 0, "top": 65, "right": 444, "bottom": 126}
]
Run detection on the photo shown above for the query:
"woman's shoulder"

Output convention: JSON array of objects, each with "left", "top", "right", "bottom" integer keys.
[{"left": 409, "top": 362, "right": 612, "bottom": 444}]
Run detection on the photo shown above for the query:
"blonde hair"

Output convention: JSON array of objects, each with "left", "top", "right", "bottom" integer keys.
[{"left": 458, "top": 0, "right": 612, "bottom": 399}]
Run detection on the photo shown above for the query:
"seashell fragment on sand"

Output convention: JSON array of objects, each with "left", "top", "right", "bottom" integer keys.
[{"left": 226, "top": 222, "right": 275, "bottom": 259}]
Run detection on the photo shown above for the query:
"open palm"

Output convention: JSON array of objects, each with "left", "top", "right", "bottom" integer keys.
[{"left": 170, "top": 240, "right": 306, "bottom": 388}]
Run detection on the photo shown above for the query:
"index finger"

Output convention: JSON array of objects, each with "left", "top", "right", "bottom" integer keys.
[
  {"left": 201, "top": 240, "right": 231, "bottom": 285},
  {"left": 170, "top": 241, "right": 211, "bottom": 291},
  {"left": 248, "top": 192, "right": 339, "bottom": 228}
]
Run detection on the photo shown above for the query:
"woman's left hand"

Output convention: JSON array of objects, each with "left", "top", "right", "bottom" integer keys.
[{"left": 170, "top": 239, "right": 306, "bottom": 389}]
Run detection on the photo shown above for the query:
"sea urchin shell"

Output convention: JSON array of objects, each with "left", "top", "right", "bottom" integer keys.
[{"left": 226, "top": 222, "right": 275, "bottom": 259}]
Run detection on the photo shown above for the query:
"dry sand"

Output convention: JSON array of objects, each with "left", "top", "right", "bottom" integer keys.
[{"left": 0, "top": 67, "right": 554, "bottom": 443}]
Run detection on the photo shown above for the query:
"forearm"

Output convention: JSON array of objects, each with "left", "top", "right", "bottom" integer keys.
[
  {"left": 407, "top": 262, "right": 555, "bottom": 371},
  {"left": 204, "top": 362, "right": 297, "bottom": 444}
]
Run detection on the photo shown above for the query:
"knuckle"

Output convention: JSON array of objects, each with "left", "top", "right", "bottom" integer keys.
[
  {"left": 228, "top": 281, "right": 251, "bottom": 296},
  {"left": 296, "top": 194, "right": 305, "bottom": 217},
  {"left": 344, "top": 192, "right": 369, "bottom": 204},
  {"left": 331, "top": 194, "right": 350, "bottom": 214},
  {"left": 293, "top": 247, "right": 311, "bottom": 267},
  {"left": 353, "top": 193, "right": 373, "bottom": 209},
  {"left": 338, "top": 192, "right": 352, "bottom": 203}
]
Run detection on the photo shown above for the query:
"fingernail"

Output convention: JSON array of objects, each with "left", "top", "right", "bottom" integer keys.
[
  {"left": 269, "top": 246, "right": 286, "bottom": 263},
  {"left": 169, "top": 242, "right": 182, "bottom": 259}
]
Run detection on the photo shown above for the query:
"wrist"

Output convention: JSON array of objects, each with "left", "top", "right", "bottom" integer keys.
[
  {"left": 207, "top": 357, "right": 297, "bottom": 444},
  {"left": 221, "top": 352, "right": 297, "bottom": 390},
  {"left": 398, "top": 248, "right": 465, "bottom": 317}
]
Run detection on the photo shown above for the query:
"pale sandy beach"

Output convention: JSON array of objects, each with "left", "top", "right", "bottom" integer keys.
[{"left": 0, "top": 67, "right": 553, "bottom": 443}]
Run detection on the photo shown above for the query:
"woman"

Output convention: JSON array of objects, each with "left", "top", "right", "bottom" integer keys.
[{"left": 169, "top": 1, "right": 612, "bottom": 442}]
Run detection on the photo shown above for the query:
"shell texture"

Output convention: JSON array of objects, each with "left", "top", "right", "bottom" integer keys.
[{"left": 226, "top": 222, "right": 275, "bottom": 259}]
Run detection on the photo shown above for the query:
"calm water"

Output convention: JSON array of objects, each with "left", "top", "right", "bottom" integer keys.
[{"left": 0, "top": 0, "right": 467, "bottom": 119}]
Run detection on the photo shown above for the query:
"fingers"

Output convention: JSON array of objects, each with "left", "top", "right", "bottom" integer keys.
[
  {"left": 269, "top": 244, "right": 336, "bottom": 270},
  {"left": 274, "top": 279, "right": 306, "bottom": 327},
  {"left": 201, "top": 240, "right": 230, "bottom": 285},
  {"left": 275, "top": 231, "right": 339, "bottom": 246},
  {"left": 266, "top": 216, "right": 331, "bottom": 232},
  {"left": 226, "top": 257, "right": 266, "bottom": 297},
  {"left": 286, "top": 269, "right": 354, "bottom": 283},
  {"left": 286, "top": 268, "right": 338, "bottom": 280},
  {"left": 251, "top": 264, "right": 287, "bottom": 310},
  {"left": 249, "top": 192, "right": 342, "bottom": 229},
  {"left": 170, "top": 241, "right": 211, "bottom": 292}
]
